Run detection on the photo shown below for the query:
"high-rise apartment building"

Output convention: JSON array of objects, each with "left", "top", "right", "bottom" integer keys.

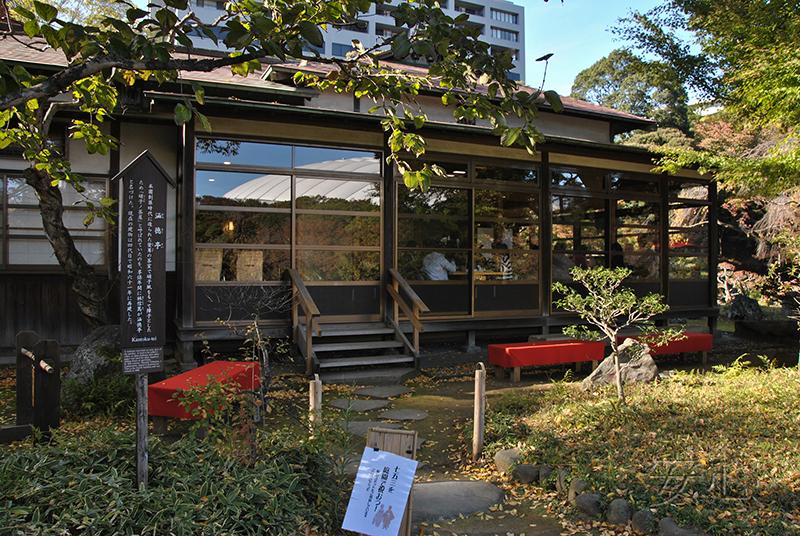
[{"left": 169, "top": 0, "right": 527, "bottom": 82}]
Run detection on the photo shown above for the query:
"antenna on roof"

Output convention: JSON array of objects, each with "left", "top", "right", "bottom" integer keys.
[{"left": 536, "top": 53, "right": 554, "bottom": 92}]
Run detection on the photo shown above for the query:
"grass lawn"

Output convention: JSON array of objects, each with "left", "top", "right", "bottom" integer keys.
[{"left": 479, "top": 360, "right": 800, "bottom": 535}]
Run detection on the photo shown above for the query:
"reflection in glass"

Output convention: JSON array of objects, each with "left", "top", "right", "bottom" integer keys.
[
  {"left": 196, "top": 139, "right": 292, "bottom": 167},
  {"left": 669, "top": 203, "right": 708, "bottom": 228},
  {"left": 7, "top": 177, "right": 105, "bottom": 206},
  {"left": 195, "top": 211, "right": 290, "bottom": 244},
  {"left": 399, "top": 218, "right": 469, "bottom": 249},
  {"left": 615, "top": 228, "right": 660, "bottom": 253},
  {"left": 617, "top": 252, "right": 660, "bottom": 280},
  {"left": 398, "top": 186, "right": 468, "bottom": 215},
  {"left": 294, "top": 178, "right": 380, "bottom": 211},
  {"left": 407, "top": 160, "right": 468, "bottom": 179},
  {"left": 296, "top": 214, "right": 380, "bottom": 246},
  {"left": 474, "top": 224, "right": 538, "bottom": 250},
  {"left": 669, "top": 256, "right": 709, "bottom": 279},
  {"left": 398, "top": 186, "right": 468, "bottom": 248},
  {"left": 616, "top": 199, "right": 659, "bottom": 225},
  {"left": 669, "top": 181, "right": 708, "bottom": 200},
  {"left": 10, "top": 238, "right": 103, "bottom": 265},
  {"left": 476, "top": 166, "right": 538, "bottom": 184},
  {"left": 609, "top": 173, "right": 659, "bottom": 194},
  {"left": 196, "top": 170, "right": 291, "bottom": 207},
  {"left": 552, "top": 253, "right": 605, "bottom": 280},
  {"left": 195, "top": 247, "right": 290, "bottom": 282},
  {"left": 474, "top": 251, "right": 539, "bottom": 281},
  {"left": 551, "top": 167, "right": 605, "bottom": 189},
  {"left": 475, "top": 190, "right": 538, "bottom": 220},
  {"left": 297, "top": 250, "right": 380, "bottom": 281},
  {"left": 552, "top": 196, "right": 606, "bottom": 251},
  {"left": 669, "top": 227, "right": 708, "bottom": 254},
  {"left": 295, "top": 147, "right": 380, "bottom": 173}
]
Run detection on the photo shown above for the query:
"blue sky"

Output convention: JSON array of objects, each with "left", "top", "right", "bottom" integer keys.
[{"left": 521, "top": 0, "right": 663, "bottom": 95}]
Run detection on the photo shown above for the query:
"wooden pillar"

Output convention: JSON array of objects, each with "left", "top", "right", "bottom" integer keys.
[
  {"left": 309, "top": 374, "right": 322, "bottom": 423},
  {"left": 366, "top": 428, "right": 418, "bottom": 536},
  {"left": 472, "top": 363, "right": 486, "bottom": 463},
  {"left": 32, "top": 338, "right": 60, "bottom": 433}
]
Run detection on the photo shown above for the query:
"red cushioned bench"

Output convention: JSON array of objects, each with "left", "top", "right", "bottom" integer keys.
[
  {"left": 616, "top": 332, "right": 713, "bottom": 364},
  {"left": 149, "top": 361, "right": 260, "bottom": 433},
  {"left": 488, "top": 340, "right": 606, "bottom": 383}
]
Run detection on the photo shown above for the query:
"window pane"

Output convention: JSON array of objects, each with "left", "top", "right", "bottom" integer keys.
[
  {"left": 669, "top": 227, "right": 708, "bottom": 254},
  {"left": 195, "top": 248, "right": 290, "bottom": 282},
  {"left": 475, "top": 224, "right": 538, "bottom": 250},
  {"left": 616, "top": 200, "right": 659, "bottom": 226},
  {"left": 552, "top": 196, "right": 606, "bottom": 250},
  {"left": 295, "top": 146, "right": 380, "bottom": 174},
  {"left": 399, "top": 186, "right": 468, "bottom": 215},
  {"left": 619, "top": 253, "right": 660, "bottom": 279},
  {"left": 295, "top": 178, "right": 380, "bottom": 211},
  {"left": 398, "top": 250, "right": 468, "bottom": 281},
  {"left": 398, "top": 186, "right": 468, "bottom": 248},
  {"left": 476, "top": 166, "right": 537, "bottom": 185},
  {"left": 615, "top": 228, "right": 659, "bottom": 253},
  {"left": 551, "top": 167, "right": 604, "bottom": 189},
  {"left": 552, "top": 253, "right": 605, "bottom": 280},
  {"left": 669, "top": 256, "right": 709, "bottom": 279},
  {"left": 475, "top": 251, "right": 538, "bottom": 281},
  {"left": 399, "top": 218, "right": 469, "bottom": 249},
  {"left": 196, "top": 170, "right": 292, "bottom": 207},
  {"left": 669, "top": 203, "right": 708, "bottom": 228},
  {"left": 296, "top": 214, "right": 380, "bottom": 246},
  {"left": 8, "top": 208, "right": 104, "bottom": 231},
  {"left": 610, "top": 173, "right": 659, "bottom": 194},
  {"left": 7, "top": 178, "right": 105, "bottom": 205},
  {"left": 297, "top": 250, "right": 380, "bottom": 281},
  {"left": 475, "top": 190, "right": 538, "bottom": 220},
  {"left": 196, "top": 139, "right": 292, "bottom": 167},
  {"left": 669, "top": 181, "right": 708, "bottom": 200},
  {"left": 196, "top": 211, "right": 290, "bottom": 244},
  {"left": 9, "top": 238, "right": 104, "bottom": 265}
]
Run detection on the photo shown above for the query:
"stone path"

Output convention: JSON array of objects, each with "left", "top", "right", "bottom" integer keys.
[{"left": 328, "top": 382, "right": 505, "bottom": 529}]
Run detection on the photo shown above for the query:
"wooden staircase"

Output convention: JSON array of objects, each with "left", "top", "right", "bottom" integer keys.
[{"left": 286, "top": 269, "right": 429, "bottom": 374}]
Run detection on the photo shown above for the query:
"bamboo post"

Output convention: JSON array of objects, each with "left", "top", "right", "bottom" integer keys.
[
  {"left": 136, "top": 373, "right": 148, "bottom": 491},
  {"left": 366, "top": 428, "right": 418, "bottom": 536},
  {"left": 309, "top": 374, "right": 322, "bottom": 424},
  {"left": 32, "top": 339, "right": 60, "bottom": 434},
  {"left": 473, "top": 362, "right": 486, "bottom": 463}
]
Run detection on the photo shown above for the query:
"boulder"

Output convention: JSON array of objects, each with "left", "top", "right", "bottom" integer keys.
[
  {"left": 64, "top": 325, "right": 121, "bottom": 384},
  {"left": 494, "top": 448, "right": 521, "bottom": 474},
  {"left": 658, "top": 517, "right": 709, "bottom": 536},
  {"left": 538, "top": 465, "right": 553, "bottom": 483},
  {"left": 568, "top": 477, "right": 588, "bottom": 504},
  {"left": 606, "top": 498, "right": 631, "bottom": 526},
  {"left": 574, "top": 493, "right": 602, "bottom": 518},
  {"left": 632, "top": 509, "right": 656, "bottom": 534},
  {"left": 581, "top": 338, "right": 658, "bottom": 391},
  {"left": 555, "top": 469, "right": 569, "bottom": 494},
  {"left": 510, "top": 464, "right": 540, "bottom": 484},
  {"left": 728, "top": 294, "right": 762, "bottom": 321}
]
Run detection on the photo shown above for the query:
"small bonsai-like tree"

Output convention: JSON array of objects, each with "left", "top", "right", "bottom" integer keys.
[{"left": 553, "top": 266, "right": 683, "bottom": 403}]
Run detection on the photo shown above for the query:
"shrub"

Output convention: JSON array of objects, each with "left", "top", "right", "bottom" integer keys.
[{"left": 61, "top": 357, "right": 136, "bottom": 418}]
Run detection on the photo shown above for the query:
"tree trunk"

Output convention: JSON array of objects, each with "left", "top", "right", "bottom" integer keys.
[
  {"left": 25, "top": 167, "right": 109, "bottom": 331},
  {"left": 613, "top": 351, "right": 626, "bottom": 404}
]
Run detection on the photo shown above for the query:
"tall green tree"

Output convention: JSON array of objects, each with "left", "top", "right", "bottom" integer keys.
[
  {"left": 570, "top": 48, "right": 691, "bottom": 134},
  {"left": 0, "top": 0, "right": 560, "bottom": 329},
  {"left": 614, "top": 0, "right": 800, "bottom": 197}
]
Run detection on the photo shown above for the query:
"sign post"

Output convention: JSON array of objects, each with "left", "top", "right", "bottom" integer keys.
[{"left": 113, "top": 150, "right": 175, "bottom": 491}]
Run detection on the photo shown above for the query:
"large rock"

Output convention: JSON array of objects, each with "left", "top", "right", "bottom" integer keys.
[
  {"left": 658, "top": 516, "right": 709, "bottom": 536},
  {"left": 574, "top": 493, "right": 602, "bottom": 518},
  {"left": 411, "top": 481, "right": 505, "bottom": 524},
  {"left": 728, "top": 294, "right": 762, "bottom": 321},
  {"left": 510, "top": 463, "right": 540, "bottom": 484},
  {"left": 494, "top": 448, "right": 521, "bottom": 474},
  {"left": 65, "top": 325, "right": 121, "bottom": 384},
  {"left": 568, "top": 477, "right": 588, "bottom": 504},
  {"left": 632, "top": 509, "right": 657, "bottom": 534},
  {"left": 581, "top": 338, "right": 658, "bottom": 391},
  {"left": 607, "top": 498, "right": 631, "bottom": 526}
]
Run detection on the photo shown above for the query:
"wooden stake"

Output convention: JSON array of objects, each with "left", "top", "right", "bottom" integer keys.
[
  {"left": 473, "top": 362, "right": 486, "bottom": 463},
  {"left": 309, "top": 374, "right": 322, "bottom": 424},
  {"left": 136, "top": 373, "right": 148, "bottom": 491}
]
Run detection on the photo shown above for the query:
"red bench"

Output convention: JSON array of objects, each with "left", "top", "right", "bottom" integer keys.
[
  {"left": 488, "top": 340, "right": 606, "bottom": 383},
  {"left": 149, "top": 361, "right": 260, "bottom": 432},
  {"left": 616, "top": 332, "right": 713, "bottom": 364}
]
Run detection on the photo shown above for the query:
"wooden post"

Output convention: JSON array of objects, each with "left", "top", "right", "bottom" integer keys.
[
  {"left": 136, "top": 373, "right": 148, "bottom": 491},
  {"left": 473, "top": 362, "right": 486, "bottom": 463},
  {"left": 15, "top": 331, "right": 38, "bottom": 426},
  {"left": 32, "top": 338, "right": 60, "bottom": 434},
  {"left": 309, "top": 374, "right": 322, "bottom": 423},
  {"left": 366, "top": 428, "right": 418, "bottom": 536}
]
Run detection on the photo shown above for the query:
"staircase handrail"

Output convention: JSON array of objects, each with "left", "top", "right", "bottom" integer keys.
[
  {"left": 285, "top": 269, "right": 321, "bottom": 374},
  {"left": 387, "top": 269, "right": 430, "bottom": 356}
]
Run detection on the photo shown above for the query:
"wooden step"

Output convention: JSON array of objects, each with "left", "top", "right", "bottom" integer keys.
[
  {"left": 313, "top": 340, "right": 405, "bottom": 353},
  {"left": 318, "top": 354, "right": 415, "bottom": 369},
  {"left": 304, "top": 324, "right": 396, "bottom": 337}
]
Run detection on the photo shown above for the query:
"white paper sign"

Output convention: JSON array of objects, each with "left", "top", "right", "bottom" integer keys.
[{"left": 342, "top": 447, "right": 418, "bottom": 536}]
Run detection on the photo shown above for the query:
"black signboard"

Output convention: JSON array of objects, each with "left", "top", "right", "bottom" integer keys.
[{"left": 114, "top": 151, "right": 176, "bottom": 375}]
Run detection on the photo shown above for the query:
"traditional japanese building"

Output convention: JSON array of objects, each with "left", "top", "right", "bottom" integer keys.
[{"left": 0, "top": 34, "right": 717, "bottom": 372}]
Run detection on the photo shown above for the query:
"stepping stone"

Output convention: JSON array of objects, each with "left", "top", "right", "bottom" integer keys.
[
  {"left": 411, "top": 481, "right": 505, "bottom": 524},
  {"left": 342, "top": 421, "right": 403, "bottom": 437},
  {"left": 379, "top": 409, "right": 428, "bottom": 421},
  {"left": 328, "top": 399, "right": 390, "bottom": 413},
  {"left": 353, "top": 385, "right": 412, "bottom": 399}
]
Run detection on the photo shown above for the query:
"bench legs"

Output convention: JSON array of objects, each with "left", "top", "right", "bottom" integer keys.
[{"left": 493, "top": 365, "right": 521, "bottom": 384}]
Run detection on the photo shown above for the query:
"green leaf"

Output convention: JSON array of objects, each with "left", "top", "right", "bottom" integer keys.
[
  {"left": 23, "top": 20, "right": 40, "bottom": 38},
  {"left": 544, "top": 90, "right": 563, "bottom": 113},
  {"left": 196, "top": 111, "right": 212, "bottom": 133},
  {"left": 413, "top": 115, "right": 425, "bottom": 129},
  {"left": 500, "top": 127, "right": 520, "bottom": 147},
  {"left": 11, "top": 6, "right": 35, "bottom": 21},
  {"left": 174, "top": 103, "right": 192, "bottom": 125},
  {"left": 391, "top": 32, "right": 412, "bottom": 59},
  {"left": 163, "top": 0, "right": 189, "bottom": 9},
  {"left": 33, "top": 1, "right": 58, "bottom": 23},
  {"left": 190, "top": 82, "right": 205, "bottom": 105},
  {"left": 297, "top": 20, "right": 324, "bottom": 47},
  {"left": 82, "top": 213, "right": 96, "bottom": 227}
]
